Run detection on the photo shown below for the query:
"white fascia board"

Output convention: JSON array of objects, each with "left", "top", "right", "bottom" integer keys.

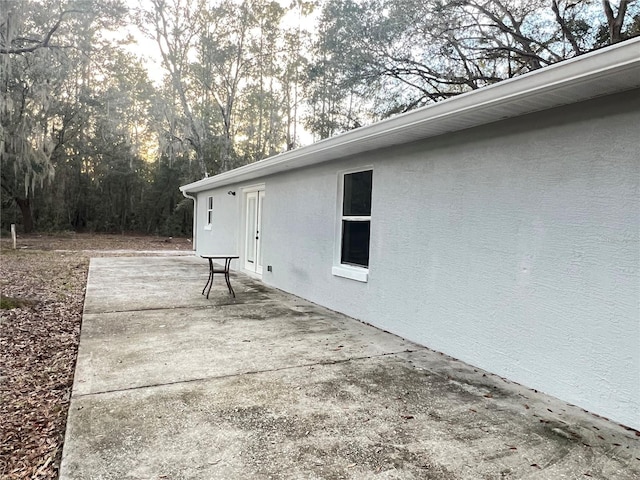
[{"left": 180, "top": 38, "right": 640, "bottom": 194}]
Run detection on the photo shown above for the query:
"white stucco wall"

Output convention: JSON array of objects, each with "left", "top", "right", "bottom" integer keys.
[
  {"left": 198, "top": 91, "right": 640, "bottom": 429},
  {"left": 195, "top": 189, "right": 240, "bottom": 265}
]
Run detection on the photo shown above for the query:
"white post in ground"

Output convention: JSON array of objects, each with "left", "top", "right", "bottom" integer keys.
[{"left": 11, "top": 224, "right": 16, "bottom": 249}]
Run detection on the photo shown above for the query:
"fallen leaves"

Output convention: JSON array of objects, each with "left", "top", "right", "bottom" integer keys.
[
  {"left": 1, "top": 250, "right": 87, "bottom": 479},
  {"left": 0, "top": 234, "right": 186, "bottom": 479}
]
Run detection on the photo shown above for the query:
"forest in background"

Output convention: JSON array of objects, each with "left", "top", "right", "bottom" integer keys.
[{"left": 1, "top": 0, "right": 638, "bottom": 236}]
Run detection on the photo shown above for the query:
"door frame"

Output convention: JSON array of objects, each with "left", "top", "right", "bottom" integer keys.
[{"left": 241, "top": 183, "right": 265, "bottom": 277}]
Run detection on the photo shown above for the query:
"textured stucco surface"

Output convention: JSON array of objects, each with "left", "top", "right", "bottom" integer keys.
[
  {"left": 196, "top": 90, "right": 640, "bottom": 429},
  {"left": 195, "top": 187, "right": 240, "bottom": 259}
]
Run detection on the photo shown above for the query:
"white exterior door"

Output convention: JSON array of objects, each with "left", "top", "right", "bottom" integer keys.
[{"left": 244, "top": 189, "right": 264, "bottom": 274}]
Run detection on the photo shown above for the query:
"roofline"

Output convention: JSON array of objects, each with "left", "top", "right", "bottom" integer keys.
[{"left": 181, "top": 38, "right": 640, "bottom": 194}]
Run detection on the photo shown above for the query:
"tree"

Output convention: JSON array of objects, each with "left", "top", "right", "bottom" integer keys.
[
  {"left": 603, "top": 0, "right": 630, "bottom": 43},
  {"left": 137, "top": 0, "right": 209, "bottom": 174},
  {"left": 304, "top": 0, "right": 374, "bottom": 139},
  {"left": 0, "top": 0, "right": 128, "bottom": 232},
  {"left": 138, "top": 0, "right": 312, "bottom": 172},
  {"left": 194, "top": 0, "right": 255, "bottom": 171},
  {"left": 279, "top": 1, "right": 315, "bottom": 150},
  {"left": 304, "top": 0, "right": 639, "bottom": 135}
]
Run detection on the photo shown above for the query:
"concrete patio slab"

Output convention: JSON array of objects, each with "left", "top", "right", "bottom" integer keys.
[
  {"left": 60, "top": 256, "right": 640, "bottom": 479},
  {"left": 73, "top": 301, "right": 415, "bottom": 395}
]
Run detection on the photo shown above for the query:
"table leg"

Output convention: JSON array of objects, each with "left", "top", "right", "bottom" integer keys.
[
  {"left": 202, "top": 258, "right": 213, "bottom": 296},
  {"left": 206, "top": 258, "right": 214, "bottom": 299},
  {"left": 224, "top": 257, "right": 235, "bottom": 298}
]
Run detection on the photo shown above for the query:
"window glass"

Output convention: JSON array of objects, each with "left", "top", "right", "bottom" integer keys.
[
  {"left": 343, "top": 170, "right": 372, "bottom": 216},
  {"left": 207, "top": 196, "right": 214, "bottom": 225},
  {"left": 339, "top": 169, "right": 372, "bottom": 269},
  {"left": 341, "top": 220, "right": 370, "bottom": 267}
]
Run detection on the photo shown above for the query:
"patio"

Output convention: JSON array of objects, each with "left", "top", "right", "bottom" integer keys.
[{"left": 59, "top": 256, "right": 640, "bottom": 479}]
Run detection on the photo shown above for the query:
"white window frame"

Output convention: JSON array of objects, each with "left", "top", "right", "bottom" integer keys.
[
  {"left": 332, "top": 167, "right": 372, "bottom": 283},
  {"left": 204, "top": 195, "right": 214, "bottom": 230}
]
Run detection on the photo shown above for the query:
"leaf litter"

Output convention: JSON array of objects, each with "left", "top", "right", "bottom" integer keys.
[{"left": 0, "top": 233, "right": 190, "bottom": 479}]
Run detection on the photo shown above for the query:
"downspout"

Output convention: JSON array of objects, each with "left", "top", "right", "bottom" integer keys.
[{"left": 182, "top": 190, "right": 197, "bottom": 252}]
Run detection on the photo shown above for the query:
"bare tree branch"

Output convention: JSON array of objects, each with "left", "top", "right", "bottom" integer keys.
[
  {"left": 0, "top": 9, "right": 82, "bottom": 54},
  {"left": 551, "top": 0, "right": 583, "bottom": 55}
]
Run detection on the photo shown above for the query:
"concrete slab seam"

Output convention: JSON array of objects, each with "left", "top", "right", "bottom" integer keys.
[
  {"left": 70, "top": 349, "right": 414, "bottom": 400},
  {"left": 84, "top": 301, "right": 284, "bottom": 315}
]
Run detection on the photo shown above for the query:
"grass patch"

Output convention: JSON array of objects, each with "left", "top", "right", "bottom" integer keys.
[{"left": 0, "top": 295, "right": 38, "bottom": 310}]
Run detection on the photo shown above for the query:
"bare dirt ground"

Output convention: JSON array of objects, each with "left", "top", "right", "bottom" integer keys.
[{"left": 0, "top": 233, "right": 192, "bottom": 479}]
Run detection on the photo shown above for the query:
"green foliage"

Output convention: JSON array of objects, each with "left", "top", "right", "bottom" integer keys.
[
  {"left": 0, "top": 295, "right": 38, "bottom": 310},
  {"left": 138, "top": 158, "right": 196, "bottom": 236},
  {"left": 1, "top": 0, "right": 130, "bottom": 232}
]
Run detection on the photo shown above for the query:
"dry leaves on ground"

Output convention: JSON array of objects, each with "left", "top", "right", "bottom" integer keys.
[{"left": 0, "top": 233, "right": 191, "bottom": 479}]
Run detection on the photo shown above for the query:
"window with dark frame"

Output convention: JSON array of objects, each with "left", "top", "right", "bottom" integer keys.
[
  {"left": 340, "top": 170, "right": 372, "bottom": 268},
  {"left": 207, "top": 196, "right": 214, "bottom": 225}
]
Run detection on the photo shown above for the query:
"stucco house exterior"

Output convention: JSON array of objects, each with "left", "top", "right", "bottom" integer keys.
[{"left": 180, "top": 38, "right": 640, "bottom": 430}]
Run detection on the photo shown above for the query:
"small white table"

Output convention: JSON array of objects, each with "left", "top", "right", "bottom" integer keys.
[{"left": 201, "top": 255, "right": 239, "bottom": 299}]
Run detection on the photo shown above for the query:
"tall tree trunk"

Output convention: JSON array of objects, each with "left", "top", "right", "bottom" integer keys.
[
  {"left": 603, "top": 0, "right": 629, "bottom": 44},
  {"left": 15, "top": 197, "right": 34, "bottom": 233}
]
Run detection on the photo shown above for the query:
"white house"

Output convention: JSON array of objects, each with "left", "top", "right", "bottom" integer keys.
[{"left": 180, "top": 39, "right": 640, "bottom": 430}]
